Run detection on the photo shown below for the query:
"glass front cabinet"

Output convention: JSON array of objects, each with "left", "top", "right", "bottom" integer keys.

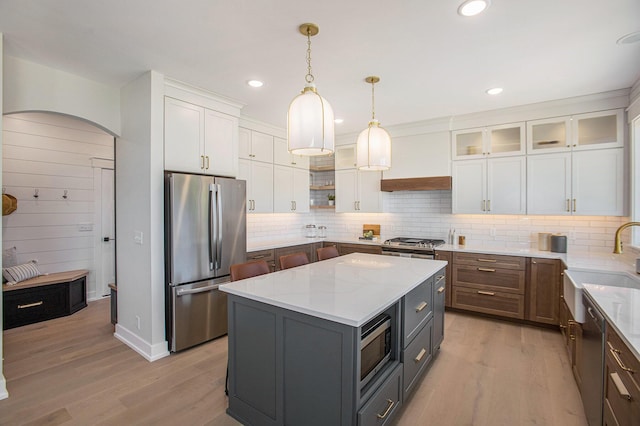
[{"left": 452, "top": 122, "right": 525, "bottom": 160}]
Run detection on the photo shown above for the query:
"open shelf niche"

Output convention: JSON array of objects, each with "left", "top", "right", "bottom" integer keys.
[{"left": 309, "top": 154, "right": 335, "bottom": 209}]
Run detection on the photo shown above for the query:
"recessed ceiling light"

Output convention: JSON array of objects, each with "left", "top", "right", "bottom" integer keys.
[
  {"left": 247, "top": 80, "right": 264, "bottom": 88},
  {"left": 334, "top": 118, "right": 344, "bottom": 124},
  {"left": 458, "top": 0, "right": 491, "bottom": 17},
  {"left": 486, "top": 87, "right": 503, "bottom": 95},
  {"left": 617, "top": 31, "right": 640, "bottom": 45}
]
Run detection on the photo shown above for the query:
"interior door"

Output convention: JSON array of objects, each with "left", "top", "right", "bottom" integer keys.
[{"left": 100, "top": 168, "right": 116, "bottom": 297}]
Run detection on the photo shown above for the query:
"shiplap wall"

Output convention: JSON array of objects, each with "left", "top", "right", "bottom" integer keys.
[{"left": 2, "top": 112, "right": 114, "bottom": 300}]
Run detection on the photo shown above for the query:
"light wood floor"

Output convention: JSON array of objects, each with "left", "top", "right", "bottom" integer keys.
[{"left": 0, "top": 299, "right": 587, "bottom": 425}]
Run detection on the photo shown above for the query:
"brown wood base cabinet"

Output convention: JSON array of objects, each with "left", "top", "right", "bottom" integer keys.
[
  {"left": 604, "top": 324, "right": 640, "bottom": 426},
  {"left": 527, "top": 258, "right": 561, "bottom": 325}
]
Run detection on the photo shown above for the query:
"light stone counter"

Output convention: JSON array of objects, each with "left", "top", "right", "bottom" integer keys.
[{"left": 220, "top": 253, "right": 447, "bottom": 327}]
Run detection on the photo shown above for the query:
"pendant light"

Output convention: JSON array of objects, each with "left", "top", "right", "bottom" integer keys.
[
  {"left": 356, "top": 76, "right": 392, "bottom": 171},
  {"left": 287, "top": 23, "right": 335, "bottom": 156}
]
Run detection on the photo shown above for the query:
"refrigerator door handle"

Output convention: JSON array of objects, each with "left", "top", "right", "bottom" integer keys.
[
  {"left": 176, "top": 283, "right": 220, "bottom": 296},
  {"left": 209, "top": 183, "right": 218, "bottom": 271},
  {"left": 216, "top": 183, "right": 223, "bottom": 271}
]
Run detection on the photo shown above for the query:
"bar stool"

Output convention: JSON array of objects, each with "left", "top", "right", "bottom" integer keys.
[
  {"left": 226, "top": 259, "right": 271, "bottom": 395},
  {"left": 279, "top": 252, "right": 309, "bottom": 270},
  {"left": 316, "top": 246, "right": 339, "bottom": 261}
]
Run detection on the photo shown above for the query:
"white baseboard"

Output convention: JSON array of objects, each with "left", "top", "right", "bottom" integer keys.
[
  {"left": 0, "top": 374, "right": 8, "bottom": 400},
  {"left": 114, "top": 324, "right": 169, "bottom": 362}
]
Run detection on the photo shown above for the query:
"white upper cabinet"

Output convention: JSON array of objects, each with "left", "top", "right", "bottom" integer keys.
[
  {"left": 273, "top": 137, "right": 309, "bottom": 169},
  {"left": 273, "top": 165, "right": 310, "bottom": 213},
  {"left": 527, "top": 109, "right": 624, "bottom": 154},
  {"left": 452, "top": 122, "right": 525, "bottom": 160},
  {"left": 526, "top": 149, "right": 624, "bottom": 216},
  {"left": 239, "top": 128, "right": 274, "bottom": 163},
  {"left": 335, "top": 169, "right": 382, "bottom": 213},
  {"left": 164, "top": 97, "right": 238, "bottom": 177},
  {"left": 452, "top": 157, "right": 526, "bottom": 214},
  {"left": 382, "top": 131, "right": 450, "bottom": 179},
  {"left": 335, "top": 145, "right": 357, "bottom": 170},
  {"left": 238, "top": 158, "right": 273, "bottom": 213}
]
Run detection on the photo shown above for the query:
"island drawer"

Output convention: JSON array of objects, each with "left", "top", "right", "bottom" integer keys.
[
  {"left": 453, "top": 264, "right": 525, "bottom": 294},
  {"left": 402, "top": 317, "right": 433, "bottom": 399},
  {"left": 403, "top": 277, "right": 433, "bottom": 345},
  {"left": 454, "top": 252, "right": 526, "bottom": 270},
  {"left": 358, "top": 364, "right": 402, "bottom": 426},
  {"left": 605, "top": 323, "right": 640, "bottom": 425},
  {"left": 452, "top": 286, "right": 525, "bottom": 319}
]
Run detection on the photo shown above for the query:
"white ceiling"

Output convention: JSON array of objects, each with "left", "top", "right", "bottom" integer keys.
[{"left": 1, "top": 0, "right": 639, "bottom": 135}]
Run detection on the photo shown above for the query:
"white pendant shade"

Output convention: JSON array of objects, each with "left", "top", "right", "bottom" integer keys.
[
  {"left": 356, "top": 120, "right": 392, "bottom": 171},
  {"left": 287, "top": 85, "right": 335, "bottom": 156}
]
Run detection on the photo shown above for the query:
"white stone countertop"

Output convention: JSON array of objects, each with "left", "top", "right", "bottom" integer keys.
[
  {"left": 220, "top": 253, "right": 447, "bottom": 327},
  {"left": 583, "top": 282, "right": 640, "bottom": 360}
]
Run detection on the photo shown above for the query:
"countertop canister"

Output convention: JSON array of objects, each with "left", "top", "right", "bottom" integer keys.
[
  {"left": 538, "top": 233, "right": 551, "bottom": 251},
  {"left": 550, "top": 234, "right": 567, "bottom": 253}
]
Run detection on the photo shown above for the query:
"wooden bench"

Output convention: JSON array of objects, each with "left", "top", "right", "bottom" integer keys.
[{"left": 3, "top": 269, "right": 88, "bottom": 330}]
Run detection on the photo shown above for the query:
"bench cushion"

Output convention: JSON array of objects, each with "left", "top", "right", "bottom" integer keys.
[{"left": 3, "top": 261, "right": 42, "bottom": 284}]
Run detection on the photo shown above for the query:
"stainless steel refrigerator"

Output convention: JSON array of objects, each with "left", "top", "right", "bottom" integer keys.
[{"left": 164, "top": 172, "right": 246, "bottom": 352}]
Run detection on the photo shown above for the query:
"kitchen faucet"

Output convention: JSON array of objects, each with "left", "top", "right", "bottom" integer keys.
[{"left": 613, "top": 222, "right": 640, "bottom": 254}]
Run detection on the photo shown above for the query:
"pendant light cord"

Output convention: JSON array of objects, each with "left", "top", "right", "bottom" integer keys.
[
  {"left": 305, "top": 29, "right": 314, "bottom": 83},
  {"left": 371, "top": 81, "right": 376, "bottom": 121}
]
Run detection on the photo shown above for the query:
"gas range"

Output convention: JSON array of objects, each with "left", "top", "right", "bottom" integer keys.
[{"left": 381, "top": 237, "right": 446, "bottom": 259}]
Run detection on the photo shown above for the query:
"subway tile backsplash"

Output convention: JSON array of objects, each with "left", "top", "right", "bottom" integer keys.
[{"left": 248, "top": 190, "right": 631, "bottom": 254}]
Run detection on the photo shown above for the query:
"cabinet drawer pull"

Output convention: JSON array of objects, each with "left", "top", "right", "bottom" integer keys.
[
  {"left": 610, "top": 372, "right": 631, "bottom": 400},
  {"left": 205, "top": 156, "right": 210, "bottom": 170},
  {"left": 572, "top": 198, "right": 576, "bottom": 212},
  {"left": 415, "top": 301, "right": 428, "bottom": 312},
  {"left": 376, "top": 399, "right": 395, "bottom": 419},
  {"left": 200, "top": 155, "right": 205, "bottom": 169},
  {"left": 477, "top": 258, "right": 496, "bottom": 263},
  {"left": 477, "top": 291, "right": 495, "bottom": 296},
  {"left": 415, "top": 348, "right": 427, "bottom": 363},
  {"left": 608, "top": 342, "right": 636, "bottom": 373},
  {"left": 437, "top": 286, "right": 445, "bottom": 294},
  {"left": 477, "top": 268, "right": 496, "bottom": 272},
  {"left": 18, "top": 301, "right": 44, "bottom": 309},
  {"left": 436, "top": 275, "right": 445, "bottom": 282},
  {"left": 250, "top": 255, "right": 265, "bottom": 259}
]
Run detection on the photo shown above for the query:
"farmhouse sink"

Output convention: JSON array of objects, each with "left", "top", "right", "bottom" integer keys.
[{"left": 564, "top": 270, "right": 640, "bottom": 323}]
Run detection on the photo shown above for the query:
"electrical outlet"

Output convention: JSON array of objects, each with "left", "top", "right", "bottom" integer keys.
[
  {"left": 134, "top": 231, "right": 143, "bottom": 245},
  {"left": 78, "top": 223, "right": 93, "bottom": 231},
  {"left": 136, "top": 315, "right": 141, "bottom": 330}
]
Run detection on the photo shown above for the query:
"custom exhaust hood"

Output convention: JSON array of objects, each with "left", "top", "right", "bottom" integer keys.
[{"left": 380, "top": 176, "right": 451, "bottom": 192}]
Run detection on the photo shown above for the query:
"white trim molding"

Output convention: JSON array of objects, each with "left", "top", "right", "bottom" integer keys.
[{"left": 114, "top": 324, "right": 170, "bottom": 362}]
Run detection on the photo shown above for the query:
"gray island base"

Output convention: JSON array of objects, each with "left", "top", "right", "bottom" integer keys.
[{"left": 220, "top": 253, "right": 447, "bottom": 426}]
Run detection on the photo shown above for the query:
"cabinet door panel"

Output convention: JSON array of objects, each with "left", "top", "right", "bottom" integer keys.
[
  {"left": 273, "top": 165, "right": 293, "bottom": 213},
  {"left": 251, "top": 132, "right": 274, "bottom": 163},
  {"left": 237, "top": 159, "right": 252, "bottom": 213},
  {"left": 526, "top": 116, "right": 572, "bottom": 154},
  {"left": 573, "top": 109, "right": 624, "bottom": 150},
  {"left": 358, "top": 171, "right": 382, "bottom": 212},
  {"left": 527, "top": 153, "right": 571, "bottom": 215},
  {"left": 452, "top": 160, "right": 486, "bottom": 213},
  {"left": 164, "top": 97, "right": 204, "bottom": 173},
  {"left": 335, "top": 169, "right": 357, "bottom": 212},
  {"left": 335, "top": 145, "right": 356, "bottom": 170},
  {"left": 251, "top": 161, "right": 274, "bottom": 213},
  {"left": 204, "top": 109, "right": 237, "bottom": 177},
  {"left": 273, "top": 137, "right": 291, "bottom": 166},
  {"left": 292, "top": 168, "right": 310, "bottom": 213},
  {"left": 487, "top": 156, "right": 526, "bottom": 214},
  {"left": 238, "top": 128, "right": 252, "bottom": 160},
  {"left": 572, "top": 149, "right": 624, "bottom": 215}
]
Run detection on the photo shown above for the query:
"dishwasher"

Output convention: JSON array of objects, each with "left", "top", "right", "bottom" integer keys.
[{"left": 580, "top": 293, "right": 605, "bottom": 426}]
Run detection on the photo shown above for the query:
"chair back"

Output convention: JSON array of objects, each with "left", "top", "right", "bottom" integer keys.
[
  {"left": 279, "top": 252, "right": 310, "bottom": 270},
  {"left": 230, "top": 260, "right": 270, "bottom": 282},
  {"left": 316, "top": 246, "right": 340, "bottom": 261}
]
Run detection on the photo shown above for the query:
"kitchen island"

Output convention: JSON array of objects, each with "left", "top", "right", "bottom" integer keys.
[{"left": 220, "top": 253, "right": 447, "bottom": 426}]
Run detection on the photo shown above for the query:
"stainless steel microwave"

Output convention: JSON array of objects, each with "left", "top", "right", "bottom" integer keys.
[{"left": 360, "top": 313, "right": 392, "bottom": 388}]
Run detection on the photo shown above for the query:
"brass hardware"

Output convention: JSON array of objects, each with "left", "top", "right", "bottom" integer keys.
[
  {"left": 572, "top": 198, "right": 576, "bottom": 212},
  {"left": 201, "top": 155, "right": 205, "bottom": 169},
  {"left": 608, "top": 342, "right": 636, "bottom": 372},
  {"left": 478, "top": 267, "right": 496, "bottom": 272},
  {"left": 610, "top": 372, "right": 631, "bottom": 400},
  {"left": 18, "top": 301, "right": 43, "bottom": 309},
  {"left": 559, "top": 324, "right": 567, "bottom": 330},
  {"left": 482, "top": 200, "right": 486, "bottom": 211},
  {"left": 251, "top": 255, "right": 265, "bottom": 259},
  {"left": 566, "top": 199, "right": 570, "bottom": 212},
  {"left": 436, "top": 275, "right": 445, "bottom": 282},
  {"left": 532, "top": 260, "right": 537, "bottom": 264},
  {"left": 376, "top": 399, "right": 395, "bottom": 419},
  {"left": 613, "top": 222, "right": 640, "bottom": 254},
  {"left": 487, "top": 200, "right": 490, "bottom": 211},
  {"left": 437, "top": 286, "right": 445, "bottom": 294},
  {"left": 415, "top": 301, "right": 428, "bottom": 312},
  {"left": 477, "top": 258, "right": 496, "bottom": 263},
  {"left": 415, "top": 348, "right": 427, "bottom": 363},
  {"left": 365, "top": 76, "right": 380, "bottom": 84},
  {"left": 298, "top": 23, "right": 319, "bottom": 37},
  {"left": 206, "top": 156, "right": 210, "bottom": 169},
  {"left": 477, "top": 290, "right": 495, "bottom": 296}
]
